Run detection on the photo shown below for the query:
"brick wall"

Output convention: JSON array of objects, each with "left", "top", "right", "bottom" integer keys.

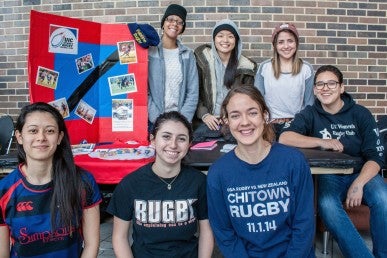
[{"left": 0, "top": 0, "right": 386, "bottom": 121}]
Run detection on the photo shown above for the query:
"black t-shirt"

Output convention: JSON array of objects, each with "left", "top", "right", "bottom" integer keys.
[{"left": 107, "top": 163, "right": 208, "bottom": 258}]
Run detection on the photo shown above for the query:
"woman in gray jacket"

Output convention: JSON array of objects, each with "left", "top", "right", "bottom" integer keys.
[
  {"left": 147, "top": 4, "right": 199, "bottom": 128},
  {"left": 193, "top": 19, "right": 257, "bottom": 142}
]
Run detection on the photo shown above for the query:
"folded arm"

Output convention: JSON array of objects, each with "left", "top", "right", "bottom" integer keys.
[{"left": 279, "top": 131, "right": 344, "bottom": 152}]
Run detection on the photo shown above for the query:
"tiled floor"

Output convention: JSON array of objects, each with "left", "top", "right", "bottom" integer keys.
[
  {"left": 98, "top": 215, "right": 373, "bottom": 258},
  {"left": 98, "top": 216, "right": 115, "bottom": 258}
]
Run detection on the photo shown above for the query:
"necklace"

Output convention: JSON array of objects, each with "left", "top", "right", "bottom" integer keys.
[{"left": 156, "top": 173, "right": 179, "bottom": 190}]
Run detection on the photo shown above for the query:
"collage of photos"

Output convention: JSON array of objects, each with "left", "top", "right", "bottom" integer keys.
[{"left": 35, "top": 24, "right": 139, "bottom": 131}]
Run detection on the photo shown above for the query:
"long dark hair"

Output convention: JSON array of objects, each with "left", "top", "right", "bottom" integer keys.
[
  {"left": 15, "top": 102, "right": 85, "bottom": 229},
  {"left": 220, "top": 85, "right": 276, "bottom": 143},
  {"left": 223, "top": 42, "right": 239, "bottom": 89},
  {"left": 151, "top": 111, "right": 193, "bottom": 143}
]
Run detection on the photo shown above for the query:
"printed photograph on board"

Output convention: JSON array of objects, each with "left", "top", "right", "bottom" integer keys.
[
  {"left": 36, "top": 66, "right": 59, "bottom": 89},
  {"left": 75, "top": 53, "right": 94, "bottom": 74},
  {"left": 117, "top": 41, "right": 137, "bottom": 64},
  {"left": 75, "top": 99, "right": 96, "bottom": 124},
  {"left": 112, "top": 99, "right": 134, "bottom": 132},
  {"left": 49, "top": 97, "right": 70, "bottom": 118},
  {"left": 108, "top": 73, "right": 137, "bottom": 96}
]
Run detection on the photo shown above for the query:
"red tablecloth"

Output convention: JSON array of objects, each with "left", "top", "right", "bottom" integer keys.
[
  {"left": 73, "top": 142, "right": 154, "bottom": 184},
  {"left": 74, "top": 154, "right": 154, "bottom": 184}
]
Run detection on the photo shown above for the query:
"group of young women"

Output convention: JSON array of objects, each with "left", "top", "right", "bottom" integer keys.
[
  {"left": 1, "top": 3, "right": 385, "bottom": 258},
  {"left": 147, "top": 4, "right": 313, "bottom": 141},
  {"left": 142, "top": 4, "right": 316, "bottom": 256}
]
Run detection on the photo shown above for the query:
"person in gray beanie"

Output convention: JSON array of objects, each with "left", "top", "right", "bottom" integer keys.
[{"left": 147, "top": 4, "right": 199, "bottom": 132}]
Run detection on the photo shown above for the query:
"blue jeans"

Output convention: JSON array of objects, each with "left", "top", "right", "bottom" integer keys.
[{"left": 318, "top": 173, "right": 387, "bottom": 258}]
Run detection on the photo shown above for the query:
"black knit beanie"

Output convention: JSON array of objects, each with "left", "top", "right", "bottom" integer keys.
[
  {"left": 213, "top": 24, "right": 239, "bottom": 40},
  {"left": 161, "top": 4, "right": 187, "bottom": 33}
]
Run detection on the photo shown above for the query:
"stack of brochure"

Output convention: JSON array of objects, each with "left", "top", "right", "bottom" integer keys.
[
  {"left": 190, "top": 140, "right": 217, "bottom": 150},
  {"left": 71, "top": 143, "right": 95, "bottom": 155},
  {"left": 220, "top": 144, "right": 237, "bottom": 153}
]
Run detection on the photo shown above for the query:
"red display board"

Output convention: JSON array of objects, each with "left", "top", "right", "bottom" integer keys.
[{"left": 28, "top": 10, "right": 148, "bottom": 145}]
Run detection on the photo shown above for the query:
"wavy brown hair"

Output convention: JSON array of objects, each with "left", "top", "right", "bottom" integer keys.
[{"left": 220, "top": 85, "right": 275, "bottom": 143}]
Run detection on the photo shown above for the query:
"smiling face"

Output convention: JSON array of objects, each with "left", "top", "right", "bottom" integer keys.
[
  {"left": 225, "top": 93, "right": 267, "bottom": 147},
  {"left": 162, "top": 15, "right": 184, "bottom": 39},
  {"left": 214, "top": 30, "right": 236, "bottom": 56},
  {"left": 275, "top": 31, "right": 297, "bottom": 61},
  {"left": 151, "top": 120, "right": 190, "bottom": 166},
  {"left": 314, "top": 71, "right": 344, "bottom": 109},
  {"left": 15, "top": 111, "right": 64, "bottom": 164}
]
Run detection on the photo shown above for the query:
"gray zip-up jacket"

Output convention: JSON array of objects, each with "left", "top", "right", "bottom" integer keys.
[
  {"left": 194, "top": 19, "right": 257, "bottom": 120},
  {"left": 147, "top": 40, "right": 199, "bottom": 123}
]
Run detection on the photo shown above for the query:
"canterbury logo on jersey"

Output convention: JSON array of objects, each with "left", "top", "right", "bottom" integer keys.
[{"left": 17, "top": 201, "right": 34, "bottom": 211}]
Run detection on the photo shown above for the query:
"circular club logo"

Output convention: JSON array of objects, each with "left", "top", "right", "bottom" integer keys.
[{"left": 49, "top": 25, "right": 78, "bottom": 54}]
